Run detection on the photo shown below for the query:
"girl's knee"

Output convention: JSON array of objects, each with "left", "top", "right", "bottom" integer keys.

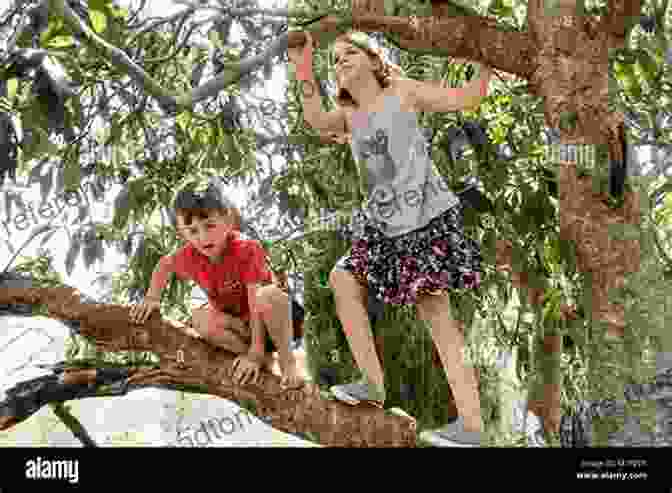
[
  {"left": 329, "top": 268, "right": 356, "bottom": 292},
  {"left": 193, "top": 307, "right": 228, "bottom": 338},
  {"left": 416, "top": 294, "right": 452, "bottom": 321}
]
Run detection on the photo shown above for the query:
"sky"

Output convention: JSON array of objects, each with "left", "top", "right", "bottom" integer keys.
[{"left": 0, "top": 0, "right": 288, "bottom": 301}]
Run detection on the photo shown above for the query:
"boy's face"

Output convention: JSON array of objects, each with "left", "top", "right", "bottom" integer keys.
[{"left": 176, "top": 209, "right": 233, "bottom": 260}]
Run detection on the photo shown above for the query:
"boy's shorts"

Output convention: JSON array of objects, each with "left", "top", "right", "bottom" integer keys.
[{"left": 191, "top": 285, "right": 304, "bottom": 353}]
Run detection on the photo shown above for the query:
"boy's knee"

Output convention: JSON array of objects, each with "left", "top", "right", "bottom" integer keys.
[
  {"left": 192, "top": 307, "right": 223, "bottom": 338},
  {"left": 256, "top": 285, "right": 287, "bottom": 311}
]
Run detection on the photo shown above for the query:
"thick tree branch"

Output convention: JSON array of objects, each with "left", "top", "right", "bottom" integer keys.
[
  {"left": 288, "top": 15, "right": 536, "bottom": 81},
  {"left": 603, "top": 0, "right": 642, "bottom": 38},
  {"left": 0, "top": 286, "right": 417, "bottom": 447}
]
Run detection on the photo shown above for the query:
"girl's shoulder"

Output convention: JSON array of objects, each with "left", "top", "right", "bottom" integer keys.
[
  {"left": 342, "top": 80, "right": 416, "bottom": 127},
  {"left": 387, "top": 78, "right": 419, "bottom": 113}
]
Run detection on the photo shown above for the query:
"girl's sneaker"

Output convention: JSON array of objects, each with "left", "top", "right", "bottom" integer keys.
[
  {"left": 419, "top": 417, "right": 483, "bottom": 447},
  {"left": 330, "top": 380, "right": 386, "bottom": 408}
]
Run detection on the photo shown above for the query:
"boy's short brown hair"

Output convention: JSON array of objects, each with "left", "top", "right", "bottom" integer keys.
[
  {"left": 175, "top": 206, "right": 241, "bottom": 231},
  {"left": 172, "top": 177, "right": 242, "bottom": 235}
]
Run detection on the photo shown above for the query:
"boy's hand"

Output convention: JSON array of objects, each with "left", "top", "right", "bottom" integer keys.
[
  {"left": 129, "top": 296, "right": 161, "bottom": 324},
  {"left": 230, "top": 353, "right": 262, "bottom": 385}
]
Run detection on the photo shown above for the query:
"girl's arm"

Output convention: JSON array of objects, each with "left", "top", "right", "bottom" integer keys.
[
  {"left": 400, "top": 63, "right": 492, "bottom": 113},
  {"left": 290, "top": 34, "right": 347, "bottom": 134}
]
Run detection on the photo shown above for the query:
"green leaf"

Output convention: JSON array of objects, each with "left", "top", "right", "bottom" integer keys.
[
  {"left": 23, "top": 127, "right": 59, "bottom": 161},
  {"left": 89, "top": 10, "right": 108, "bottom": 34},
  {"left": 63, "top": 158, "right": 81, "bottom": 192},
  {"left": 636, "top": 49, "right": 658, "bottom": 82},
  {"left": 176, "top": 112, "right": 190, "bottom": 135},
  {"left": 208, "top": 30, "right": 220, "bottom": 48},
  {"left": 46, "top": 36, "right": 75, "bottom": 49},
  {"left": 89, "top": 0, "right": 108, "bottom": 11},
  {"left": 6, "top": 78, "right": 18, "bottom": 101}
]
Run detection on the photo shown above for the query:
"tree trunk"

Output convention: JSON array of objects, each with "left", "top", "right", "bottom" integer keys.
[
  {"left": 527, "top": 333, "right": 563, "bottom": 435},
  {"left": 0, "top": 286, "right": 416, "bottom": 447},
  {"left": 558, "top": 160, "right": 641, "bottom": 339}
]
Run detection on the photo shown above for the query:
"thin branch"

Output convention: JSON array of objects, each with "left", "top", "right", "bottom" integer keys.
[
  {"left": 602, "top": 0, "right": 643, "bottom": 37},
  {"left": 144, "top": 23, "right": 203, "bottom": 65},
  {"left": 125, "top": 0, "right": 150, "bottom": 29},
  {"left": 126, "top": 6, "right": 196, "bottom": 46},
  {"left": 49, "top": 402, "right": 98, "bottom": 447},
  {"left": 49, "top": 0, "right": 293, "bottom": 113}
]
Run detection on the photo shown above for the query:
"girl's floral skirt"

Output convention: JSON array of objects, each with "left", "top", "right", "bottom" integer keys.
[{"left": 334, "top": 203, "right": 483, "bottom": 305}]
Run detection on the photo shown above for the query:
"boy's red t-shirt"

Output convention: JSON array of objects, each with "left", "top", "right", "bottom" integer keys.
[{"left": 171, "top": 233, "right": 272, "bottom": 321}]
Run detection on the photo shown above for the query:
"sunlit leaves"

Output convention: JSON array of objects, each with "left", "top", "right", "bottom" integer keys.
[
  {"left": 89, "top": 11, "right": 108, "bottom": 34},
  {"left": 44, "top": 36, "right": 76, "bottom": 50}
]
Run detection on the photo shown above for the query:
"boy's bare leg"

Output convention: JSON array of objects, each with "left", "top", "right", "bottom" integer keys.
[
  {"left": 192, "top": 307, "right": 275, "bottom": 371},
  {"left": 256, "top": 285, "right": 304, "bottom": 388}
]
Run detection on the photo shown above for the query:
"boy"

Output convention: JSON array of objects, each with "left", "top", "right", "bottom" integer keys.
[{"left": 129, "top": 179, "right": 303, "bottom": 389}]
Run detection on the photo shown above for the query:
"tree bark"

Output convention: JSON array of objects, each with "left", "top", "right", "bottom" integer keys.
[
  {"left": 527, "top": 334, "right": 563, "bottom": 435},
  {"left": 0, "top": 286, "right": 416, "bottom": 447}
]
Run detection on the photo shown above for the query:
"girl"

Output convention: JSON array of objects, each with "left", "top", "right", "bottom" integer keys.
[
  {"left": 129, "top": 178, "right": 304, "bottom": 389},
  {"left": 288, "top": 31, "right": 491, "bottom": 446}
]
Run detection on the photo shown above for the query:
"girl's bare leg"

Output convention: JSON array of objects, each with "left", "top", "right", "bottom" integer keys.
[
  {"left": 329, "top": 269, "right": 385, "bottom": 395},
  {"left": 416, "top": 293, "right": 483, "bottom": 433}
]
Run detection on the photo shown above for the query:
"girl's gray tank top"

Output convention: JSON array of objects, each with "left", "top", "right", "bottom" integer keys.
[{"left": 349, "top": 94, "right": 460, "bottom": 238}]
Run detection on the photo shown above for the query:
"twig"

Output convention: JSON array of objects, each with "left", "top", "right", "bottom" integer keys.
[{"left": 49, "top": 402, "right": 98, "bottom": 447}]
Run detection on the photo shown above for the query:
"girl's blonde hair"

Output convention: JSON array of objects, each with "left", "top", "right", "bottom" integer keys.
[{"left": 332, "top": 31, "right": 404, "bottom": 110}]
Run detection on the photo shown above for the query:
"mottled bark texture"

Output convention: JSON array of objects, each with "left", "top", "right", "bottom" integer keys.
[{"left": 0, "top": 286, "right": 416, "bottom": 447}]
